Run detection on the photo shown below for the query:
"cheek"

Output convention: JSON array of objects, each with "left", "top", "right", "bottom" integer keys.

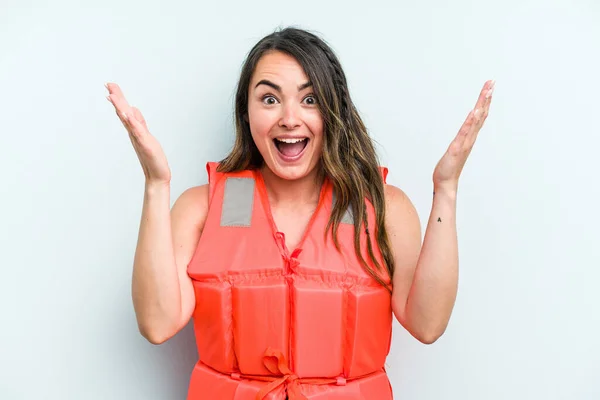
[
  {"left": 248, "top": 106, "right": 275, "bottom": 140},
  {"left": 307, "top": 113, "right": 324, "bottom": 142}
]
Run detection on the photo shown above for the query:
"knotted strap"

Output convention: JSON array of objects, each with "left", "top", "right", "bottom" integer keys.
[{"left": 253, "top": 347, "right": 339, "bottom": 400}]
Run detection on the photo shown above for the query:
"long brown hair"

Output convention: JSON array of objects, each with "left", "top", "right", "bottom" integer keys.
[{"left": 218, "top": 27, "right": 395, "bottom": 291}]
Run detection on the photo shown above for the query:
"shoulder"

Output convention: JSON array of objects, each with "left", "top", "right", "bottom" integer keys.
[
  {"left": 383, "top": 184, "right": 421, "bottom": 243},
  {"left": 384, "top": 184, "right": 419, "bottom": 221},
  {"left": 171, "top": 184, "right": 210, "bottom": 228},
  {"left": 174, "top": 184, "right": 210, "bottom": 208}
]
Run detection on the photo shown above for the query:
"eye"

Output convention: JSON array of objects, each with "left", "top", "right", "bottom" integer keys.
[
  {"left": 303, "top": 95, "right": 317, "bottom": 105},
  {"left": 262, "top": 95, "right": 279, "bottom": 105}
]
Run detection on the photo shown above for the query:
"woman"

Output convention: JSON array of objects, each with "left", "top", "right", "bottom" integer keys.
[{"left": 106, "top": 27, "right": 493, "bottom": 400}]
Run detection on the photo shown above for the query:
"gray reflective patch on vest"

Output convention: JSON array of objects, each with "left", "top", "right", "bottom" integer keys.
[
  {"left": 332, "top": 191, "right": 354, "bottom": 224},
  {"left": 220, "top": 178, "right": 255, "bottom": 227}
]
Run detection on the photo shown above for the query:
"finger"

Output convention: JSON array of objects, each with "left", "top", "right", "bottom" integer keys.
[
  {"left": 106, "top": 83, "right": 133, "bottom": 117},
  {"left": 482, "top": 80, "right": 495, "bottom": 109},
  {"left": 451, "top": 109, "right": 476, "bottom": 150},
  {"left": 121, "top": 113, "right": 149, "bottom": 163},
  {"left": 122, "top": 107, "right": 149, "bottom": 139},
  {"left": 107, "top": 96, "right": 130, "bottom": 128},
  {"left": 127, "top": 111, "right": 146, "bottom": 136},
  {"left": 473, "top": 79, "right": 495, "bottom": 112},
  {"left": 109, "top": 93, "right": 132, "bottom": 117},
  {"left": 119, "top": 110, "right": 136, "bottom": 136},
  {"left": 125, "top": 111, "right": 154, "bottom": 155},
  {"left": 481, "top": 81, "right": 494, "bottom": 114},
  {"left": 465, "top": 108, "right": 484, "bottom": 145},
  {"left": 106, "top": 93, "right": 125, "bottom": 116},
  {"left": 131, "top": 107, "right": 148, "bottom": 129},
  {"left": 107, "top": 99, "right": 137, "bottom": 140},
  {"left": 106, "top": 93, "right": 138, "bottom": 137},
  {"left": 472, "top": 85, "right": 494, "bottom": 133},
  {"left": 105, "top": 88, "right": 146, "bottom": 155},
  {"left": 476, "top": 97, "right": 491, "bottom": 131},
  {"left": 106, "top": 82, "right": 129, "bottom": 105}
]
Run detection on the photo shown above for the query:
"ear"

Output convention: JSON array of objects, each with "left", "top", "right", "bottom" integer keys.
[{"left": 243, "top": 113, "right": 249, "bottom": 123}]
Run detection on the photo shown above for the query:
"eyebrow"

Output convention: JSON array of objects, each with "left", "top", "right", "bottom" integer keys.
[{"left": 254, "top": 79, "right": 313, "bottom": 92}]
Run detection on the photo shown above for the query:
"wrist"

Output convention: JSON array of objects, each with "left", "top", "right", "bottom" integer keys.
[
  {"left": 433, "top": 182, "right": 458, "bottom": 200},
  {"left": 145, "top": 179, "right": 171, "bottom": 195}
]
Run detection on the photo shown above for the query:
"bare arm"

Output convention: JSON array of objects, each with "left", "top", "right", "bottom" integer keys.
[
  {"left": 386, "top": 80, "right": 494, "bottom": 344},
  {"left": 105, "top": 82, "right": 210, "bottom": 344},
  {"left": 386, "top": 184, "right": 458, "bottom": 344},
  {"left": 132, "top": 183, "right": 209, "bottom": 344}
]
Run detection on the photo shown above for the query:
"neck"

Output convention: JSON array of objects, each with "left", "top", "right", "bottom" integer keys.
[{"left": 259, "top": 165, "right": 324, "bottom": 210}]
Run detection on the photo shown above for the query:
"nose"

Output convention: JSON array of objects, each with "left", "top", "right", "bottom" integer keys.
[{"left": 278, "top": 103, "right": 301, "bottom": 129}]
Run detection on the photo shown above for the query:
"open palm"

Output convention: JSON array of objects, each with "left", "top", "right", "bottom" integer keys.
[
  {"left": 106, "top": 83, "right": 171, "bottom": 185},
  {"left": 433, "top": 80, "right": 495, "bottom": 190}
]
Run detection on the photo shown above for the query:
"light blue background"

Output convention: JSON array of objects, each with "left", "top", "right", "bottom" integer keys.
[{"left": 1, "top": 0, "right": 599, "bottom": 398}]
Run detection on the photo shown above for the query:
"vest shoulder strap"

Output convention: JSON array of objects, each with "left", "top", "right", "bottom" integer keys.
[{"left": 206, "top": 162, "right": 256, "bottom": 227}]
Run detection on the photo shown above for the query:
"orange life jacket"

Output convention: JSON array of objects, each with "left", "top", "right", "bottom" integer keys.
[{"left": 186, "top": 162, "right": 394, "bottom": 399}]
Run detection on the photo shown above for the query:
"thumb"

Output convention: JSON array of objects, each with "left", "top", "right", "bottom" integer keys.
[{"left": 131, "top": 107, "right": 148, "bottom": 129}]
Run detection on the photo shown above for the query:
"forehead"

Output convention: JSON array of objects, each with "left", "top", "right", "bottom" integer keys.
[{"left": 251, "top": 51, "right": 309, "bottom": 84}]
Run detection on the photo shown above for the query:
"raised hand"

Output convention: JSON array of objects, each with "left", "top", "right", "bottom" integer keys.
[
  {"left": 106, "top": 83, "right": 172, "bottom": 185},
  {"left": 432, "top": 80, "right": 495, "bottom": 192}
]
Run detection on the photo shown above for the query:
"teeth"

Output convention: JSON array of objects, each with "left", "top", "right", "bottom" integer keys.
[{"left": 276, "top": 138, "right": 306, "bottom": 144}]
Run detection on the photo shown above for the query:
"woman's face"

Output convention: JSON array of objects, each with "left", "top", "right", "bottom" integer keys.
[{"left": 247, "top": 51, "right": 324, "bottom": 181}]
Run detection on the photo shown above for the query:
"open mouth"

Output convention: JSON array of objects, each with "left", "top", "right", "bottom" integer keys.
[{"left": 273, "top": 137, "right": 309, "bottom": 161}]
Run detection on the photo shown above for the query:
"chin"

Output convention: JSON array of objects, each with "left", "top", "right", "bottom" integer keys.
[{"left": 268, "top": 162, "right": 317, "bottom": 181}]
